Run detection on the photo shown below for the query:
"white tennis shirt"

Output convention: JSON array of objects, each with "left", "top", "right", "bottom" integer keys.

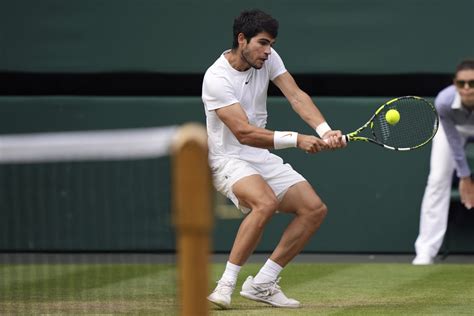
[{"left": 202, "top": 48, "right": 287, "bottom": 165}]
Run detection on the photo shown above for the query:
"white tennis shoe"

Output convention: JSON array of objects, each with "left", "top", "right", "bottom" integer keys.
[
  {"left": 240, "top": 276, "right": 300, "bottom": 308},
  {"left": 207, "top": 279, "right": 235, "bottom": 309},
  {"left": 412, "top": 254, "right": 434, "bottom": 265}
]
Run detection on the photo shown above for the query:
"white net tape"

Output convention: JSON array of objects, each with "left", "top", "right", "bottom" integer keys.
[{"left": 0, "top": 126, "right": 179, "bottom": 163}]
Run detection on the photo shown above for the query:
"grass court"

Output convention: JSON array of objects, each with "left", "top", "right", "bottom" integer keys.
[{"left": 1, "top": 261, "right": 473, "bottom": 315}]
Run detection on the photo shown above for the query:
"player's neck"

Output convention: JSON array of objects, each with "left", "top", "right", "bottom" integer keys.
[{"left": 225, "top": 49, "right": 251, "bottom": 72}]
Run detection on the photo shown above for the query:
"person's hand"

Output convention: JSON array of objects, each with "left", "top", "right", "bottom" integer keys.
[
  {"left": 459, "top": 176, "right": 474, "bottom": 209},
  {"left": 322, "top": 130, "right": 346, "bottom": 149},
  {"left": 297, "top": 134, "right": 329, "bottom": 153}
]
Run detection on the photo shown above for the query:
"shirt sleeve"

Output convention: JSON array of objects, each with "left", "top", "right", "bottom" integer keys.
[
  {"left": 436, "top": 88, "right": 471, "bottom": 178},
  {"left": 202, "top": 71, "right": 239, "bottom": 111}
]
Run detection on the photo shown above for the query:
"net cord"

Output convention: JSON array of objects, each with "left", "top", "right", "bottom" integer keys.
[{"left": 0, "top": 126, "right": 179, "bottom": 163}]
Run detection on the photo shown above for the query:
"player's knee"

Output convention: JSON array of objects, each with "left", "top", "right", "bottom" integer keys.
[
  {"left": 307, "top": 202, "right": 328, "bottom": 226},
  {"left": 253, "top": 196, "right": 279, "bottom": 226},
  {"left": 426, "top": 176, "right": 452, "bottom": 193},
  {"left": 426, "top": 166, "right": 454, "bottom": 186},
  {"left": 258, "top": 196, "right": 279, "bottom": 217}
]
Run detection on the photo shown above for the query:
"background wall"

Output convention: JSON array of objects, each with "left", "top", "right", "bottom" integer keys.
[
  {"left": 1, "top": 0, "right": 473, "bottom": 74},
  {"left": 1, "top": 0, "right": 473, "bottom": 253}
]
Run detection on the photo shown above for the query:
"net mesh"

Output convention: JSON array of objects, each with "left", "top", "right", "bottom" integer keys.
[
  {"left": 0, "top": 126, "right": 181, "bottom": 314},
  {"left": 0, "top": 126, "right": 179, "bottom": 251},
  {"left": 0, "top": 159, "right": 173, "bottom": 251}
]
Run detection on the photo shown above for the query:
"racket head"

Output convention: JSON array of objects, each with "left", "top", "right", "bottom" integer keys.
[
  {"left": 346, "top": 96, "right": 439, "bottom": 150},
  {"left": 371, "top": 96, "right": 439, "bottom": 150}
]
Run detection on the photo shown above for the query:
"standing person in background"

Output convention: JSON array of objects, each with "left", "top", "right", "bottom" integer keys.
[
  {"left": 202, "top": 9, "right": 345, "bottom": 309},
  {"left": 413, "top": 59, "right": 474, "bottom": 265}
]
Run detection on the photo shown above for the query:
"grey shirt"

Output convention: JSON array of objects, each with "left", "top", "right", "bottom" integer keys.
[{"left": 436, "top": 85, "right": 474, "bottom": 178}]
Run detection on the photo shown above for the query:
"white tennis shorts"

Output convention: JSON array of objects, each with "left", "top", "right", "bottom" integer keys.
[{"left": 210, "top": 153, "right": 306, "bottom": 214}]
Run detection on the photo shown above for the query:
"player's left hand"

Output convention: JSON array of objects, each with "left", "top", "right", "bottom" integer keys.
[
  {"left": 297, "top": 134, "right": 329, "bottom": 153},
  {"left": 459, "top": 177, "right": 474, "bottom": 209}
]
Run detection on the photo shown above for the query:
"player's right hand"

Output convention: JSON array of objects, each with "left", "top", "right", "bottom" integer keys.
[
  {"left": 297, "top": 134, "right": 329, "bottom": 153},
  {"left": 322, "top": 130, "right": 346, "bottom": 149}
]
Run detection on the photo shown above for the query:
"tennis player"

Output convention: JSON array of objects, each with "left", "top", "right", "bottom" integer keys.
[
  {"left": 202, "top": 9, "right": 345, "bottom": 308},
  {"left": 413, "top": 59, "right": 474, "bottom": 265}
]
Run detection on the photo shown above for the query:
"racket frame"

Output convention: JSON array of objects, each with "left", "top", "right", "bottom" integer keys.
[{"left": 343, "top": 96, "right": 439, "bottom": 151}]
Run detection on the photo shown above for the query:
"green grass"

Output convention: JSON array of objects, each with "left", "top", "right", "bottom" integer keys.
[{"left": 1, "top": 262, "right": 474, "bottom": 315}]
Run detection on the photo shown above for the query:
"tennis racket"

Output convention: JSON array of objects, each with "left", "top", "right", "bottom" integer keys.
[{"left": 338, "top": 96, "right": 439, "bottom": 151}]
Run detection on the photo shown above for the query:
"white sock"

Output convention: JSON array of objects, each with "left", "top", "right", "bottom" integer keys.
[
  {"left": 220, "top": 261, "right": 241, "bottom": 284},
  {"left": 253, "top": 259, "right": 283, "bottom": 284}
]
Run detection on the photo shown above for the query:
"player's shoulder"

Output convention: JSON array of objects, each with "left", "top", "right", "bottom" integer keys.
[
  {"left": 204, "top": 52, "right": 231, "bottom": 82},
  {"left": 205, "top": 51, "right": 228, "bottom": 71},
  {"left": 270, "top": 47, "right": 279, "bottom": 56},
  {"left": 435, "top": 85, "right": 456, "bottom": 111},
  {"left": 268, "top": 47, "right": 283, "bottom": 63}
]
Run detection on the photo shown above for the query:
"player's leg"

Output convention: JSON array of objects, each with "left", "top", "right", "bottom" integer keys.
[
  {"left": 208, "top": 161, "right": 278, "bottom": 309},
  {"left": 240, "top": 180, "right": 325, "bottom": 308},
  {"left": 270, "top": 180, "right": 327, "bottom": 266},
  {"left": 413, "top": 123, "right": 456, "bottom": 264},
  {"left": 229, "top": 174, "right": 279, "bottom": 265}
]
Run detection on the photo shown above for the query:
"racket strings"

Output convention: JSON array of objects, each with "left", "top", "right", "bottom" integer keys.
[
  {"left": 376, "top": 115, "right": 392, "bottom": 140},
  {"left": 372, "top": 97, "right": 438, "bottom": 149}
]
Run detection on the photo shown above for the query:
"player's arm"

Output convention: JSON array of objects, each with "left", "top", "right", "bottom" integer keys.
[
  {"left": 445, "top": 123, "right": 474, "bottom": 208},
  {"left": 272, "top": 71, "right": 344, "bottom": 148},
  {"left": 438, "top": 104, "right": 474, "bottom": 208},
  {"left": 215, "top": 103, "right": 328, "bottom": 153}
]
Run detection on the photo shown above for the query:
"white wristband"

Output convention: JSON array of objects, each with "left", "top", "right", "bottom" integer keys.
[
  {"left": 315, "top": 122, "right": 332, "bottom": 138},
  {"left": 274, "top": 131, "right": 298, "bottom": 149}
]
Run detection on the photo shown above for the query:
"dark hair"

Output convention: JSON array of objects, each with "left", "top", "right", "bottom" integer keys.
[
  {"left": 232, "top": 9, "right": 279, "bottom": 49},
  {"left": 456, "top": 59, "right": 474, "bottom": 73}
]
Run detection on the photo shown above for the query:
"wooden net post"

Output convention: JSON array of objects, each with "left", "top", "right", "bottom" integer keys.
[{"left": 172, "top": 123, "right": 213, "bottom": 316}]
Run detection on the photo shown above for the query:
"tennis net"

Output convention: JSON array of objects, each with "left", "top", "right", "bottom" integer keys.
[
  {"left": 0, "top": 126, "right": 179, "bottom": 252},
  {"left": 0, "top": 123, "right": 212, "bottom": 315}
]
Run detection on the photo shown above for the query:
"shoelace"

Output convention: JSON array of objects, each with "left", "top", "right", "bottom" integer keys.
[
  {"left": 215, "top": 279, "right": 235, "bottom": 295},
  {"left": 253, "top": 277, "right": 282, "bottom": 296}
]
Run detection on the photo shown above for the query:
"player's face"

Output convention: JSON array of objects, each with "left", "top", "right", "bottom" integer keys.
[
  {"left": 240, "top": 32, "right": 275, "bottom": 69},
  {"left": 454, "top": 69, "right": 474, "bottom": 107}
]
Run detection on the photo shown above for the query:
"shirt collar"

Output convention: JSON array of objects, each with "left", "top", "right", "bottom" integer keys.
[{"left": 451, "top": 91, "right": 462, "bottom": 110}]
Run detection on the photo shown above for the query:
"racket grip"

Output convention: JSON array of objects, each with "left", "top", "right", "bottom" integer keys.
[{"left": 323, "top": 135, "right": 347, "bottom": 145}]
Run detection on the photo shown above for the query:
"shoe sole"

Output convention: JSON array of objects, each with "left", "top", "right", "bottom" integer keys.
[
  {"left": 240, "top": 291, "right": 300, "bottom": 308},
  {"left": 412, "top": 257, "right": 434, "bottom": 265},
  {"left": 207, "top": 297, "right": 230, "bottom": 310},
  {"left": 412, "top": 261, "right": 434, "bottom": 265}
]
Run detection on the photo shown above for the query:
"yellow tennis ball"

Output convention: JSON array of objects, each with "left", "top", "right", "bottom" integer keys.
[{"left": 385, "top": 109, "right": 400, "bottom": 125}]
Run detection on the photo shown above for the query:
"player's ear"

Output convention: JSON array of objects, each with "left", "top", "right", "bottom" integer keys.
[{"left": 237, "top": 33, "right": 247, "bottom": 46}]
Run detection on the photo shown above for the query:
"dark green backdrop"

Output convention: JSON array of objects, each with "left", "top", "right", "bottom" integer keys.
[{"left": 1, "top": 0, "right": 473, "bottom": 74}]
